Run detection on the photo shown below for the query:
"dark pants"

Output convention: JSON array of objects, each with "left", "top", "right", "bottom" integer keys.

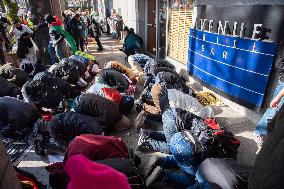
[
  {"left": 123, "top": 49, "right": 136, "bottom": 58},
  {"left": 74, "top": 37, "right": 85, "bottom": 52},
  {"left": 95, "top": 36, "right": 103, "bottom": 50},
  {"left": 0, "top": 46, "right": 5, "bottom": 65}
]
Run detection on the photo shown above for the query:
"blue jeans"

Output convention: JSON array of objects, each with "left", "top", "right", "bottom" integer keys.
[
  {"left": 147, "top": 109, "right": 178, "bottom": 153},
  {"left": 48, "top": 42, "right": 64, "bottom": 65},
  {"left": 158, "top": 155, "right": 210, "bottom": 189},
  {"left": 255, "top": 80, "right": 284, "bottom": 136}
]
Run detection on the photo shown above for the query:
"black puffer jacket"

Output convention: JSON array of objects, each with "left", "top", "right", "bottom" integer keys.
[
  {"left": 22, "top": 80, "right": 63, "bottom": 109},
  {"left": 33, "top": 71, "right": 75, "bottom": 98},
  {"left": 0, "top": 76, "right": 21, "bottom": 98},
  {"left": 16, "top": 32, "right": 33, "bottom": 59},
  {"left": 97, "top": 69, "right": 129, "bottom": 93},
  {"left": 20, "top": 60, "right": 46, "bottom": 78},
  {"left": 0, "top": 63, "right": 29, "bottom": 87},
  {"left": 51, "top": 58, "right": 86, "bottom": 84},
  {"left": 0, "top": 97, "right": 39, "bottom": 139},
  {"left": 48, "top": 112, "right": 104, "bottom": 147},
  {"left": 77, "top": 93, "right": 122, "bottom": 127}
]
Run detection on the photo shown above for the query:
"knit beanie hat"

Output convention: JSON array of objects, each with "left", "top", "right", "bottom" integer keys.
[{"left": 65, "top": 155, "right": 131, "bottom": 189}]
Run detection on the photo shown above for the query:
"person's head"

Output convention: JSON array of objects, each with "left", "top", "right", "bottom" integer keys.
[
  {"left": 123, "top": 26, "right": 129, "bottom": 36},
  {"left": 74, "top": 14, "right": 81, "bottom": 21},
  {"left": 13, "top": 20, "right": 22, "bottom": 29},
  {"left": 129, "top": 28, "right": 135, "bottom": 34},
  {"left": 44, "top": 14, "right": 56, "bottom": 24}
]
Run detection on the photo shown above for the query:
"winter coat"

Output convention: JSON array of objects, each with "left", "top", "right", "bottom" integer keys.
[
  {"left": 123, "top": 33, "right": 143, "bottom": 51},
  {"left": 77, "top": 93, "right": 123, "bottom": 128},
  {"left": 0, "top": 97, "right": 39, "bottom": 139},
  {"left": 143, "top": 83, "right": 162, "bottom": 115},
  {"left": 167, "top": 89, "right": 214, "bottom": 118},
  {"left": 16, "top": 32, "right": 34, "bottom": 59},
  {"left": 33, "top": 71, "right": 74, "bottom": 98},
  {"left": 0, "top": 63, "right": 29, "bottom": 87},
  {"left": 20, "top": 60, "right": 46, "bottom": 78},
  {"left": 48, "top": 112, "right": 104, "bottom": 147},
  {"left": 65, "top": 134, "right": 129, "bottom": 162},
  {"left": 97, "top": 69, "right": 129, "bottom": 93},
  {"left": 51, "top": 58, "right": 86, "bottom": 84},
  {"left": 144, "top": 59, "right": 175, "bottom": 76},
  {"left": 0, "top": 76, "right": 21, "bottom": 98},
  {"left": 105, "top": 61, "right": 137, "bottom": 81},
  {"left": 22, "top": 80, "right": 63, "bottom": 109},
  {"left": 69, "top": 18, "right": 84, "bottom": 38}
]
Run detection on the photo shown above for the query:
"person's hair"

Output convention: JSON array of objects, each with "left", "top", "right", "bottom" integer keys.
[
  {"left": 129, "top": 28, "right": 135, "bottom": 33},
  {"left": 75, "top": 14, "right": 80, "bottom": 18},
  {"left": 44, "top": 14, "right": 56, "bottom": 24}
]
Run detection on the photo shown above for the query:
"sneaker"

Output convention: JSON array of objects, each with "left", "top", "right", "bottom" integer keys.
[
  {"left": 146, "top": 166, "right": 164, "bottom": 187},
  {"left": 135, "top": 110, "right": 147, "bottom": 131},
  {"left": 144, "top": 156, "right": 160, "bottom": 178},
  {"left": 137, "top": 129, "right": 152, "bottom": 152},
  {"left": 254, "top": 132, "right": 264, "bottom": 146}
]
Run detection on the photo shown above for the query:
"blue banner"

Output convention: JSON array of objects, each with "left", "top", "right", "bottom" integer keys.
[{"left": 188, "top": 28, "right": 278, "bottom": 107}]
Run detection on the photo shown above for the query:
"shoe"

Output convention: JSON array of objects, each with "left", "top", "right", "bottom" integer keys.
[
  {"left": 135, "top": 110, "right": 147, "bottom": 131},
  {"left": 254, "top": 132, "right": 264, "bottom": 146},
  {"left": 97, "top": 48, "right": 103, "bottom": 52},
  {"left": 137, "top": 129, "right": 152, "bottom": 152},
  {"left": 146, "top": 166, "right": 164, "bottom": 187},
  {"left": 144, "top": 156, "right": 160, "bottom": 178}
]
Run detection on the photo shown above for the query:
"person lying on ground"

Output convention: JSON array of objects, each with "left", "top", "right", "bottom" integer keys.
[
  {"left": 22, "top": 80, "right": 64, "bottom": 110},
  {"left": 146, "top": 137, "right": 246, "bottom": 189},
  {"left": 128, "top": 54, "right": 152, "bottom": 75},
  {"left": 33, "top": 71, "right": 77, "bottom": 99},
  {"left": 0, "top": 97, "right": 39, "bottom": 139},
  {"left": 49, "top": 58, "right": 88, "bottom": 87},
  {"left": 97, "top": 68, "right": 130, "bottom": 93},
  {"left": 86, "top": 83, "right": 134, "bottom": 113},
  {"left": 33, "top": 112, "right": 104, "bottom": 154},
  {"left": 73, "top": 93, "right": 133, "bottom": 132}
]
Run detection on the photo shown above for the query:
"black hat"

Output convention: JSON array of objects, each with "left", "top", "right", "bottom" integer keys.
[
  {"left": 44, "top": 14, "right": 56, "bottom": 23},
  {"left": 123, "top": 26, "right": 129, "bottom": 32}
]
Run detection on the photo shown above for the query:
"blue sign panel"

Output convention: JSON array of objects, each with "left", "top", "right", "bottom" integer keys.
[{"left": 188, "top": 28, "right": 278, "bottom": 107}]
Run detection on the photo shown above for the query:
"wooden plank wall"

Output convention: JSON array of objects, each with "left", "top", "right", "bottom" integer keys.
[{"left": 168, "top": 9, "right": 193, "bottom": 64}]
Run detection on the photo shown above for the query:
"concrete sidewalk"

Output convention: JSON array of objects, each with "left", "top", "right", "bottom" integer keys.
[{"left": 16, "top": 36, "right": 260, "bottom": 187}]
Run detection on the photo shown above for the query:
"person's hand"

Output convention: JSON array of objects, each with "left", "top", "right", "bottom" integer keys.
[{"left": 270, "top": 95, "right": 282, "bottom": 108}]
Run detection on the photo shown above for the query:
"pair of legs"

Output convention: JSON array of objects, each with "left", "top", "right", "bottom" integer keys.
[
  {"left": 48, "top": 42, "right": 64, "bottom": 65},
  {"left": 74, "top": 37, "right": 85, "bottom": 52},
  {"left": 0, "top": 46, "right": 5, "bottom": 65},
  {"left": 94, "top": 36, "right": 103, "bottom": 50},
  {"left": 255, "top": 80, "right": 284, "bottom": 136}
]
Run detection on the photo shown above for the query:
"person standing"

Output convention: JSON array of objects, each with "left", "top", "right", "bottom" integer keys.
[
  {"left": 13, "top": 20, "right": 37, "bottom": 63},
  {"left": 69, "top": 14, "right": 85, "bottom": 52},
  {"left": 91, "top": 11, "right": 103, "bottom": 51},
  {"left": 0, "top": 17, "right": 11, "bottom": 65},
  {"left": 45, "top": 14, "right": 65, "bottom": 65}
]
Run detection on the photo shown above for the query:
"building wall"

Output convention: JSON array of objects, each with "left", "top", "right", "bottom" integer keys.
[{"left": 167, "top": 1, "right": 284, "bottom": 124}]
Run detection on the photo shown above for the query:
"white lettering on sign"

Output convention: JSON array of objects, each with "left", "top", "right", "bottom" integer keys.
[
  {"left": 210, "top": 48, "right": 215, "bottom": 55},
  {"left": 252, "top": 24, "right": 263, "bottom": 39},
  {"left": 233, "top": 40, "right": 237, "bottom": 48},
  {"left": 232, "top": 22, "right": 238, "bottom": 36},
  {"left": 223, "top": 51, "right": 228, "bottom": 59},
  {"left": 216, "top": 37, "right": 219, "bottom": 44},
  {"left": 252, "top": 43, "right": 257, "bottom": 52},
  {"left": 218, "top": 21, "right": 229, "bottom": 35},
  {"left": 208, "top": 20, "right": 214, "bottom": 32},
  {"left": 200, "top": 19, "right": 207, "bottom": 31},
  {"left": 202, "top": 45, "right": 205, "bottom": 51},
  {"left": 203, "top": 34, "right": 206, "bottom": 41},
  {"left": 240, "top": 23, "right": 245, "bottom": 37}
]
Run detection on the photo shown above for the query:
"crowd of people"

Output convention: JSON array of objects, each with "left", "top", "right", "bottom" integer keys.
[{"left": 0, "top": 6, "right": 282, "bottom": 189}]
